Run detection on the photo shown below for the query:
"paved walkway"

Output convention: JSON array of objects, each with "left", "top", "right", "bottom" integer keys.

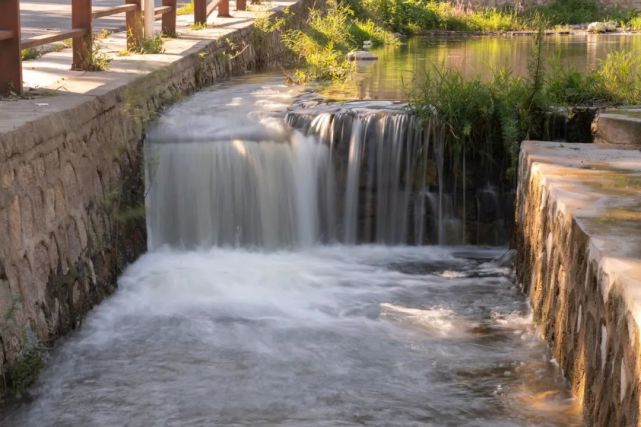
[
  {"left": 21, "top": 0, "right": 188, "bottom": 39},
  {"left": 2, "top": 0, "right": 293, "bottom": 134}
]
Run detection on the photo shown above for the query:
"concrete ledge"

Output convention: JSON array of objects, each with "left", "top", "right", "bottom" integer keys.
[
  {"left": 592, "top": 109, "right": 641, "bottom": 146},
  {"left": 515, "top": 141, "right": 641, "bottom": 425}
]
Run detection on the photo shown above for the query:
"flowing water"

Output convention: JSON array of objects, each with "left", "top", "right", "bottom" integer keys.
[
  {"left": 2, "top": 245, "right": 581, "bottom": 426},
  {"left": 3, "top": 34, "right": 626, "bottom": 424},
  {"left": 1, "top": 77, "right": 582, "bottom": 426}
]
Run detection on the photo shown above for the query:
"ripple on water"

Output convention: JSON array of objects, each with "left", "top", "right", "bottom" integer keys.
[{"left": 1, "top": 246, "right": 581, "bottom": 426}]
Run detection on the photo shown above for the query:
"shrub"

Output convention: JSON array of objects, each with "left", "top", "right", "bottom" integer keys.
[
  {"left": 282, "top": 0, "right": 395, "bottom": 82},
  {"left": 409, "top": 40, "right": 640, "bottom": 183},
  {"left": 139, "top": 34, "right": 165, "bottom": 54},
  {"left": 597, "top": 50, "right": 641, "bottom": 104},
  {"left": 21, "top": 47, "right": 41, "bottom": 61},
  {"left": 630, "top": 15, "right": 641, "bottom": 30}
]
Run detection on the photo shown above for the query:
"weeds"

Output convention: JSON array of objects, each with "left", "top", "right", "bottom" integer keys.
[
  {"left": 140, "top": 35, "right": 165, "bottom": 54},
  {"left": 177, "top": 0, "right": 194, "bottom": 15},
  {"left": 282, "top": 0, "right": 395, "bottom": 82},
  {"left": 7, "top": 340, "right": 43, "bottom": 398},
  {"left": 87, "top": 37, "right": 112, "bottom": 71},
  {"left": 189, "top": 22, "right": 209, "bottom": 30},
  {"left": 597, "top": 50, "right": 641, "bottom": 104},
  {"left": 344, "top": 0, "right": 641, "bottom": 34},
  {"left": 96, "top": 28, "right": 112, "bottom": 40},
  {"left": 21, "top": 48, "right": 41, "bottom": 61},
  {"left": 409, "top": 27, "right": 640, "bottom": 183}
]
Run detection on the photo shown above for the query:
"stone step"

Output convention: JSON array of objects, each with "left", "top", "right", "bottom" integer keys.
[{"left": 592, "top": 108, "right": 641, "bottom": 146}]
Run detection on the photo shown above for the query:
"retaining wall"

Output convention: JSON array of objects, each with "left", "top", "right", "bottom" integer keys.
[
  {"left": 0, "top": 0, "right": 314, "bottom": 393},
  {"left": 515, "top": 141, "right": 641, "bottom": 425}
]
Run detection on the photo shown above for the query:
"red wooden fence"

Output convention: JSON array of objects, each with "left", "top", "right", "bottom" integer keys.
[{"left": 0, "top": 0, "right": 242, "bottom": 95}]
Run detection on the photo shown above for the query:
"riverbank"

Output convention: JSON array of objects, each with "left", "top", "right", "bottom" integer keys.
[
  {"left": 0, "top": 0, "right": 315, "bottom": 397},
  {"left": 516, "top": 140, "right": 641, "bottom": 425}
]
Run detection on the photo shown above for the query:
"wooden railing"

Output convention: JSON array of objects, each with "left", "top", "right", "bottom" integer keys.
[
  {"left": 194, "top": 0, "right": 245, "bottom": 25},
  {"left": 0, "top": 0, "right": 245, "bottom": 95}
]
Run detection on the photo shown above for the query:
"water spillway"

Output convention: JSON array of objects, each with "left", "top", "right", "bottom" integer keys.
[
  {"left": 147, "top": 90, "right": 511, "bottom": 250},
  {"left": 1, "top": 77, "right": 580, "bottom": 426}
]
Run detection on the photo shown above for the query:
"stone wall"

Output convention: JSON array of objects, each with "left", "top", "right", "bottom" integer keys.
[
  {"left": 0, "top": 0, "right": 315, "bottom": 395},
  {"left": 515, "top": 141, "right": 641, "bottom": 426}
]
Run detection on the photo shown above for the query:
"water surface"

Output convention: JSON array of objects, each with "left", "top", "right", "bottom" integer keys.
[
  {"left": 0, "top": 57, "right": 592, "bottom": 425},
  {"left": 322, "top": 34, "right": 641, "bottom": 100},
  {"left": 2, "top": 246, "right": 580, "bottom": 426}
]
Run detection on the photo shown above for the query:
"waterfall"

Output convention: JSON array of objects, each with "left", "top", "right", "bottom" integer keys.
[
  {"left": 146, "top": 134, "right": 335, "bottom": 250},
  {"left": 287, "top": 102, "right": 458, "bottom": 246},
  {"left": 146, "top": 92, "right": 508, "bottom": 250}
]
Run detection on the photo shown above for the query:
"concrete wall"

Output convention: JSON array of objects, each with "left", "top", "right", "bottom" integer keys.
[
  {"left": 515, "top": 141, "right": 641, "bottom": 426},
  {"left": 0, "top": 0, "right": 314, "bottom": 393}
]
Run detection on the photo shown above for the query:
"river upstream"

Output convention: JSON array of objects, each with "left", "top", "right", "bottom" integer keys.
[{"left": 3, "top": 34, "right": 641, "bottom": 426}]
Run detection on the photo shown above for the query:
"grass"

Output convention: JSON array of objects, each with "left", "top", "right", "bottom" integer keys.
[
  {"left": 409, "top": 28, "right": 641, "bottom": 181},
  {"left": 83, "top": 36, "right": 112, "bottom": 71},
  {"left": 410, "top": 67, "right": 534, "bottom": 180},
  {"left": 344, "top": 0, "right": 641, "bottom": 34},
  {"left": 597, "top": 50, "right": 641, "bottom": 104},
  {"left": 189, "top": 22, "right": 209, "bottom": 30},
  {"left": 282, "top": 0, "right": 397, "bottom": 82},
  {"left": 95, "top": 28, "right": 112, "bottom": 40},
  {"left": 139, "top": 35, "right": 165, "bottom": 54},
  {"left": 2, "top": 328, "right": 44, "bottom": 399},
  {"left": 21, "top": 47, "right": 41, "bottom": 61},
  {"left": 177, "top": 0, "right": 194, "bottom": 15}
]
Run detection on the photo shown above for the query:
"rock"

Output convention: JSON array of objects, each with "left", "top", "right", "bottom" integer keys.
[
  {"left": 592, "top": 109, "right": 641, "bottom": 146},
  {"left": 587, "top": 22, "right": 606, "bottom": 33},
  {"left": 362, "top": 40, "right": 373, "bottom": 49},
  {"left": 587, "top": 21, "right": 617, "bottom": 33},
  {"left": 347, "top": 51, "right": 378, "bottom": 61}
]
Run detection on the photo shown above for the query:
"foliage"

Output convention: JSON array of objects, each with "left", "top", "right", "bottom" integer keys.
[
  {"left": 345, "top": 0, "right": 524, "bottom": 33},
  {"left": 177, "top": 0, "right": 194, "bottom": 15},
  {"left": 344, "top": 0, "right": 641, "bottom": 34},
  {"left": 4, "top": 330, "right": 44, "bottom": 398},
  {"left": 282, "top": 0, "right": 396, "bottom": 82},
  {"left": 21, "top": 48, "right": 41, "bottom": 61},
  {"left": 544, "top": 66, "right": 613, "bottom": 105},
  {"left": 597, "top": 50, "right": 641, "bottom": 104},
  {"left": 254, "top": 12, "right": 288, "bottom": 34},
  {"left": 530, "top": 0, "right": 640, "bottom": 26},
  {"left": 84, "top": 36, "right": 111, "bottom": 71},
  {"left": 96, "top": 28, "right": 112, "bottom": 40},
  {"left": 544, "top": 50, "right": 641, "bottom": 105},
  {"left": 139, "top": 35, "right": 165, "bottom": 54},
  {"left": 189, "top": 22, "right": 209, "bottom": 30},
  {"left": 530, "top": 0, "right": 601, "bottom": 25},
  {"left": 410, "top": 67, "right": 534, "bottom": 180},
  {"left": 408, "top": 28, "right": 640, "bottom": 181}
]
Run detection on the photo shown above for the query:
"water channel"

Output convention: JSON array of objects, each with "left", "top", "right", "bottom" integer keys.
[{"left": 4, "top": 34, "right": 641, "bottom": 426}]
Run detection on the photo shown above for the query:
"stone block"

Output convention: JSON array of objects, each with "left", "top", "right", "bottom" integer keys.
[{"left": 593, "top": 109, "right": 641, "bottom": 146}]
